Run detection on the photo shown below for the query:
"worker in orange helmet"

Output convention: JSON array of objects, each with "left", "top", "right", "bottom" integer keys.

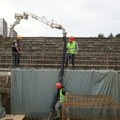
[
  {"left": 12, "top": 35, "right": 22, "bottom": 67},
  {"left": 65, "top": 36, "right": 79, "bottom": 69},
  {"left": 54, "top": 82, "right": 66, "bottom": 120}
]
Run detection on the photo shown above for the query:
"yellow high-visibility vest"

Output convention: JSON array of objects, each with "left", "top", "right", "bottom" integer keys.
[
  {"left": 67, "top": 41, "right": 76, "bottom": 54},
  {"left": 60, "top": 89, "right": 65, "bottom": 103}
]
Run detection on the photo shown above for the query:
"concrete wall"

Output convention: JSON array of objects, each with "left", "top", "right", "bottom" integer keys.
[{"left": 0, "top": 72, "right": 11, "bottom": 113}]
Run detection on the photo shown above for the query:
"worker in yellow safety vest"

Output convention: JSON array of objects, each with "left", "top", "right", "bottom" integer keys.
[
  {"left": 54, "top": 82, "right": 66, "bottom": 120},
  {"left": 66, "top": 36, "right": 79, "bottom": 69}
]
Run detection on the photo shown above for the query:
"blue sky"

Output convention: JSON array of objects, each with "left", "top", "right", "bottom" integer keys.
[{"left": 0, "top": 0, "right": 120, "bottom": 37}]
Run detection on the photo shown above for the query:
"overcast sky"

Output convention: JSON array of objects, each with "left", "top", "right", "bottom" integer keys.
[{"left": 0, "top": 0, "right": 120, "bottom": 37}]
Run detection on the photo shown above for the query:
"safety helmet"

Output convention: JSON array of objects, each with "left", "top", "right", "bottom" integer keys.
[
  {"left": 69, "top": 36, "right": 74, "bottom": 42},
  {"left": 16, "top": 35, "right": 22, "bottom": 40},
  {"left": 55, "top": 82, "right": 61, "bottom": 89}
]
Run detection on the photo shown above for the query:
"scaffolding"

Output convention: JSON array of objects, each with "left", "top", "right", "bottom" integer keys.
[{"left": 62, "top": 95, "right": 120, "bottom": 120}]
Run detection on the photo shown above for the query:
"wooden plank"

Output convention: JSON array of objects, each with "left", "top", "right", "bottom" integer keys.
[
  {"left": 0, "top": 114, "right": 25, "bottom": 120},
  {"left": 0, "top": 114, "right": 14, "bottom": 120},
  {"left": 12, "top": 115, "right": 25, "bottom": 120}
]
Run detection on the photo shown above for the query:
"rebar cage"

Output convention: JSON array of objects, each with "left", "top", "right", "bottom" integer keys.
[{"left": 62, "top": 94, "right": 120, "bottom": 120}]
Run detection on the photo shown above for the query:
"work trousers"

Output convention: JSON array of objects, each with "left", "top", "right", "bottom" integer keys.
[
  {"left": 65, "top": 53, "right": 75, "bottom": 68},
  {"left": 12, "top": 52, "right": 20, "bottom": 67}
]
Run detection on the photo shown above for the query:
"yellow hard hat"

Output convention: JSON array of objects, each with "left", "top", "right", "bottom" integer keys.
[{"left": 16, "top": 35, "right": 22, "bottom": 40}]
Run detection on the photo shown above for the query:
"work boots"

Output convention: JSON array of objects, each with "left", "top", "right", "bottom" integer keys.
[{"left": 54, "top": 110, "right": 60, "bottom": 120}]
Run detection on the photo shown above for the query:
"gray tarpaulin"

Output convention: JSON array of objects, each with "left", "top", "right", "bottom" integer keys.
[{"left": 11, "top": 69, "right": 120, "bottom": 116}]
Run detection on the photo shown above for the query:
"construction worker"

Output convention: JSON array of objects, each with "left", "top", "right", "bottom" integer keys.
[
  {"left": 54, "top": 82, "right": 66, "bottom": 120},
  {"left": 12, "top": 35, "right": 21, "bottom": 67},
  {"left": 66, "top": 36, "right": 79, "bottom": 69}
]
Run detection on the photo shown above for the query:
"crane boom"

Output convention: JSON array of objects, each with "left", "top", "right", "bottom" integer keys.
[{"left": 9, "top": 11, "right": 66, "bottom": 37}]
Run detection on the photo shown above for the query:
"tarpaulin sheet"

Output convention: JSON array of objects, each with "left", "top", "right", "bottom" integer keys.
[{"left": 11, "top": 69, "right": 120, "bottom": 116}]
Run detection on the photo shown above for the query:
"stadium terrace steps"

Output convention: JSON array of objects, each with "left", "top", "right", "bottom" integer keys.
[{"left": 0, "top": 37, "right": 120, "bottom": 70}]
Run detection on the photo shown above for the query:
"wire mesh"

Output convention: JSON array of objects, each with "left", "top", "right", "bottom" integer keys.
[{"left": 62, "top": 95, "right": 120, "bottom": 120}]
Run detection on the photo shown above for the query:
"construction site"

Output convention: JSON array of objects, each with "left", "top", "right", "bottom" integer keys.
[{"left": 0, "top": 12, "right": 120, "bottom": 120}]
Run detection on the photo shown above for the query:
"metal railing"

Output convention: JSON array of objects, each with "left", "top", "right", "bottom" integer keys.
[{"left": 0, "top": 51, "right": 120, "bottom": 70}]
